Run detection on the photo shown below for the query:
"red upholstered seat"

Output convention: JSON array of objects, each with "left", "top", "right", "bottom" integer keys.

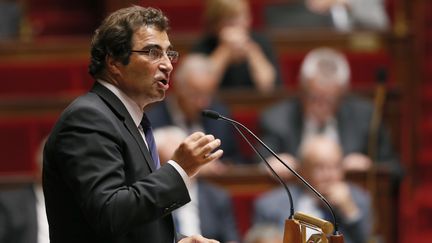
[
  {"left": 0, "top": 60, "right": 92, "bottom": 97},
  {"left": 27, "top": 0, "right": 99, "bottom": 36},
  {"left": 231, "top": 111, "right": 260, "bottom": 162},
  {"left": 231, "top": 192, "right": 263, "bottom": 237},
  {"left": 412, "top": 184, "right": 432, "bottom": 233},
  {"left": 0, "top": 116, "right": 56, "bottom": 175},
  {"left": 139, "top": 0, "right": 205, "bottom": 33}
]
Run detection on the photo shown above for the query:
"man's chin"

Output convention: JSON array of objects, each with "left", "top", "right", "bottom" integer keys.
[{"left": 154, "top": 92, "right": 166, "bottom": 102}]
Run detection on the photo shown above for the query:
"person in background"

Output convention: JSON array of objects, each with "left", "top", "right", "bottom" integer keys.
[
  {"left": 265, "top": 0, "right": 389, "bottom": 32},
  {"left": 253, "top": 135, "right": 372, "bottom": 243},
  {"left": 243, "top": 224, "right": 283, "bottom": 243},
  {"left": 43, "top": 6, "right": 222, "bottom": 243},
  {"left": 259, "top": 47, "right": 402, "bottom": 181},
  {"left": 147, "top": 54, "right": 246, "bottom": 169},
  {"left": 0, "top": 137, "right": 49, "bottom": 243},
  {"left": 154, "top": 126, "right": 240, "bottom": 243},
  {"left": 191, "top": 0, "right": 282, "bottom": 93},
  {"left": 0, "top": 0, "right": 21, "bottom": 39}
]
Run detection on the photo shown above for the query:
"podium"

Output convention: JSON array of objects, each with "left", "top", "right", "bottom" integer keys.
[{"left": 283, "top": 212, "right": 344, "bottom": 243}]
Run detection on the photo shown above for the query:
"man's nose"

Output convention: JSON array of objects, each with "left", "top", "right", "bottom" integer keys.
[{"left": 159, "top": 54, "right": 173, "bottom": 73}]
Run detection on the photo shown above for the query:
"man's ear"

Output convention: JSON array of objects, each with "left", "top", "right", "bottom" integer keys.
[{"left": 106, "top": 55, "right": 122, "bottom": 76}]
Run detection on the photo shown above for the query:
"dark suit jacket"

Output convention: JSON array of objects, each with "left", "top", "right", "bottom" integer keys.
[
  {"left": 0, "top": 185, "right": 38, "bottom": 243},
  {"left": 43, "top": 82, "right": 191, "bottom": 243},
  {"left": 146, "top": 99, "right": 245, "bottom": 163},
  {"left": 259, "top": 96, "right": 402, "bottom": 178},
  {"left": 197, "top": 181, "right": 239, "bottom": 242},
  {"left": 253, "top": 184, "right": 371, "bottom": 243}
]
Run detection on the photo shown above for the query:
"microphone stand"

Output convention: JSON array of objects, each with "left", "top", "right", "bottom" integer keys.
[
  {"left": 202, "top": 110, "right": 344, "bottom": 242},
  {"left": 230, "top": 123, "right": 295, "bottom": 219},
  {"left": 367, "top": 68, "right": 388, "bottom": 243}
]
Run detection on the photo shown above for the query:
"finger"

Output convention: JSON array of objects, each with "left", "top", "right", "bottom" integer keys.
[
  {"left": 184, "top": 132, "right": 205, "bottom": 143},
  {"left": 192, "top": 134, "right": 216, "bottom": 148},
  {"left": 198, "top": 138, "right": 221, "bottom": 156},
  {"left": 189, "top": 235, "right": 220, "bottom": 243},
  {"left": 193, "top": 235, "right": 220, "bottom": 243},
  {"left": 204, "top": 149, "right": 224, "bottom": 162}
]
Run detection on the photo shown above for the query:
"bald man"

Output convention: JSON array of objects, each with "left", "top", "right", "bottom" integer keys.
[{"left": 253, "top": 135, "right": 372, "bottom": 243}]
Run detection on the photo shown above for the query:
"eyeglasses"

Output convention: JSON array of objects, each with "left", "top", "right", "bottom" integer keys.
[{"left": 131, "top": 48, "right": 179, "bottom": 63}]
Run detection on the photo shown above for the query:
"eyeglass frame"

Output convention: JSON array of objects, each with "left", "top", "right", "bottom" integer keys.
[{"left": 131, "top": 48, "right": 179, "bottom": 63}]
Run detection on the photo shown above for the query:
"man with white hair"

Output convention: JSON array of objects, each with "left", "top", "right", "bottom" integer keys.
[{"left": 259, "top": 47, "right": 401, "bottom": 179}]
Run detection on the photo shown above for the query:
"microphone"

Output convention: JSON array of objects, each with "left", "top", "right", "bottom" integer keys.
[
  {"left": 202, "top": 110, "right": 295, "bottom": 219},
  {"left": 202, "top": 109, "right": 340, "bottom": 234}
]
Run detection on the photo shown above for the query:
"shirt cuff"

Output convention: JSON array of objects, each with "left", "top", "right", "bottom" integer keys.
[{"left": 167, "top": 160, "right": 192, "bottom": 191}]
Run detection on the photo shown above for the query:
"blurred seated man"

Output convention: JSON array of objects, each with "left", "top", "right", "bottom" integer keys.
[
  {"left": 265, "top": 0, "right": 389, "bottom": 32},
  {"left": 259, "top": 47, "right": 402, "bottom": 181},
  {"left": 0, "top": 138, "right": 49, "bottom": 243},
  {"left": 243, "top": 224, "right": 283, "bottom": 243},
  {"left": 253, "top": 135, "right": 372, "bottom": 243},
  {"left": 147, "top": 54, "right": 246, "bottom": 168},
  {"left": 191, "top": 0, "right": 282, "bottom": 93},
  {"left": 0, "top": 0, "right": 21, "bottom": 39},
  {"left": 154, "top": 126, "right": 240, "bottom": 243}
]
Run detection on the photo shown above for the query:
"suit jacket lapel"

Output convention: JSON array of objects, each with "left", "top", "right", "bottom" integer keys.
[{"left": 91, "top": 82, "right": 156, "bottom": 172}]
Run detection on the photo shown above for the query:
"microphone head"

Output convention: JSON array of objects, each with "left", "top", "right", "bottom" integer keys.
[{"left": 202, "top": 110, "right": 221, "bottom": 120}]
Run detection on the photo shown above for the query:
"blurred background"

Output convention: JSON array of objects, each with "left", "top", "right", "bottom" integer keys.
[{"left": 0, "top": 0, "right": 429, "bottom": 242}]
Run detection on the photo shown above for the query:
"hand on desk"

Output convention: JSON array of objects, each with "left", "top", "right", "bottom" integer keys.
[{"left": 179, "top": 235, "right": 220, "bottom": 243}]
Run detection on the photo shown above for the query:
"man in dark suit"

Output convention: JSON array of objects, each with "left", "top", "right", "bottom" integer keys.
[
  {"left": 195, "top": 181, "right": 239, "bottom": 242},
  {"left": 0, "top": 137, "right": 49, "bottom": 243},
  {"left": 0, "top": 185, "right": 38, "bottom": 243},
  {"left": 43, "top": 6, "right": 222, "bottom": 243},
  {"left": 259, "top": 47, "right": 402, "bottom": 180}
]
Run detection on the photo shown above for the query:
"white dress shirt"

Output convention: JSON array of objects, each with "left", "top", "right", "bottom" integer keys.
[
  {"left": 172, "top": 180, "right": 201, "bottom": 236},
  {"left": 34, "top": 185, "right": 49, "bottom": 243}
]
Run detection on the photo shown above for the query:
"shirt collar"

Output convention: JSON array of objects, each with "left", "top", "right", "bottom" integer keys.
[{"left": 98, "top": 80, "right": 143, "bottom": 127}]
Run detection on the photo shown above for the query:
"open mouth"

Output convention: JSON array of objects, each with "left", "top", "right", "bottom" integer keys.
[{"left": 159, "top": 79, "right": 168, "bottom": 85}]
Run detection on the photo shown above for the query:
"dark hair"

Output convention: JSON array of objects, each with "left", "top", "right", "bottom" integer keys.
[{"left": 88, "top": 6, "right": 169, "bottom": 78}]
